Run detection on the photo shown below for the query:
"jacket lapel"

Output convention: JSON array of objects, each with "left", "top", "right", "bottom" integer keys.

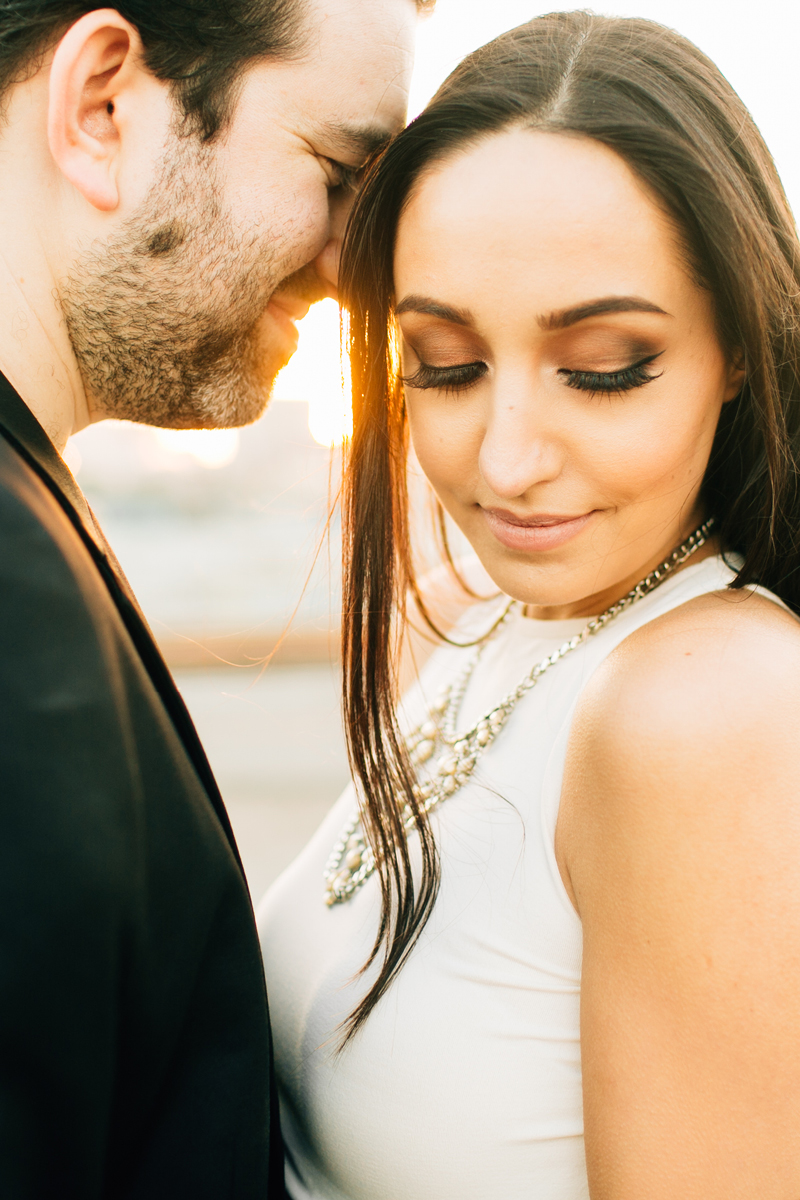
[{"left": 0, "top": 373, "right": 246, "bottom": 878}]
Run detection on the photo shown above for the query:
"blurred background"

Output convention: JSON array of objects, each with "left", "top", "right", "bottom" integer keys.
[{"left": 68, "top": 0, "right": 800, "bottom": 904}]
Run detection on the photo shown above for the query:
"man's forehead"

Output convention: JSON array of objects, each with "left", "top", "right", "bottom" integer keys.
[
  {"left": 300, "top": 0, "right": 416, "bottom": 115},
  {"left": 238, "top": 0, "right": 415, "bottom": 148}
]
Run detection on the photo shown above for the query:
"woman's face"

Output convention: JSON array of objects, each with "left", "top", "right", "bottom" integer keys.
[{"left": 394, "top": 129, "right": 744, "bottom": 617}]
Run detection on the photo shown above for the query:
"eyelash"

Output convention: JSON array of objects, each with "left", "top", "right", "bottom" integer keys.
[
  {"left": 400, "top": 361, "right": 488, "bottom": 393},
  {"left": 559, "top": 353, "right": 664, "bottom": 397},
  {"left": 400, "top": 353, "right": 664, "bottom": 397}
]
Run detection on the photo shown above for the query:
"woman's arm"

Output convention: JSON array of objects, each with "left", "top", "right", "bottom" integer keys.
[{"left": 559, "top": 590, "right": 800, "bottom": 1199}]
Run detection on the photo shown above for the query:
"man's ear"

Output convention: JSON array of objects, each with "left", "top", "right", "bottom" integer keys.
[{"left": 47, "top": 9, "right": 148, "bottom": 212}]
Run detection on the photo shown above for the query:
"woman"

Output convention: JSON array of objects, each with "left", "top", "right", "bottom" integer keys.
[{"left": 259, "top": 12, "right": 800, "bottom": 1198}]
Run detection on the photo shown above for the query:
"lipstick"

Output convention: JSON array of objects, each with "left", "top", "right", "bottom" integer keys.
[{"left": 482, "top": 508, "right": 595, "bottom": 552}]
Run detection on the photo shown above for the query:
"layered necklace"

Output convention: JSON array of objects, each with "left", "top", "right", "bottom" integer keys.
[{"left": 324, "top": 518, "right": 715, "bottom": 907}]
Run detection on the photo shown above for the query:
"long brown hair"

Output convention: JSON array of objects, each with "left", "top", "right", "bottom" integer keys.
[{"left": 337, "top": 10, "right": 800, "bottom": 1040}]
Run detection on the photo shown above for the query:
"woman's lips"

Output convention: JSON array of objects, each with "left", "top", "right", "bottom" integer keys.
[{"left": 482, "top": 508, "right": 595, "bottom": 552}]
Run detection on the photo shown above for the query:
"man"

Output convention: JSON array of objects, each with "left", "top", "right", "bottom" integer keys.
[{"left": 0, "top": 0, "right": 420, "bottom": 1194}]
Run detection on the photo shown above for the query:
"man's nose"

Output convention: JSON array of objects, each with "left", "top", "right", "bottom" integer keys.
[
  {"left": 312, "top": 188, "right": 356, "bottom": 299},
  {"left": 313, "top": 238, "right": 339, "bottom": 299}
]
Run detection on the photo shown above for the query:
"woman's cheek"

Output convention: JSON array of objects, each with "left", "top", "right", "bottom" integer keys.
[
  {"left": 587, "top": 391, "right": 718, "bottom": 510},
  {"left": 408, "top": 399, "right": 481, "bottom": 499},
  {"left": 594, "top": 425, "right": 676, "bottom": 505}
]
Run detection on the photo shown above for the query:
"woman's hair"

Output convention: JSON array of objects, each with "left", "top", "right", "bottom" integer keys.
[{"left": 337, "top": 9, "right": 800, "bottom": 1039}]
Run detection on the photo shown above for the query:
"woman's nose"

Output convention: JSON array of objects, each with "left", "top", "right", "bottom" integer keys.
[{"left": 478, "top": 397, "right": 563, "bottom": 500}]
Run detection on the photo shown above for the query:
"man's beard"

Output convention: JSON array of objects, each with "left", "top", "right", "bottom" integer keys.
[{"left": 62, "top": 138, "right": 325, "bottom": 429}]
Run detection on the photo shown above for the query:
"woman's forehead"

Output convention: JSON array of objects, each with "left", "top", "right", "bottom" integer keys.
[{"left": 394, "top": 129, "right": 688, "bottom": 324}]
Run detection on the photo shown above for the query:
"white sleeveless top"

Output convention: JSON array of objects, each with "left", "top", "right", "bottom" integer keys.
[{"left": 258, "top": 555, "right": 781, "bottom": 1200}]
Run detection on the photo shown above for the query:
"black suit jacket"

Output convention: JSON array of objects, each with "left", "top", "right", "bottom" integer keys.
[{"left": 0, "top": 374, "right": 283, "bottom": 1198}]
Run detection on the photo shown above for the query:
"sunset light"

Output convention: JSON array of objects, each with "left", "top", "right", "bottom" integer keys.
[{"left": 272, "top": 298, "right": 352, "bottom": 448}]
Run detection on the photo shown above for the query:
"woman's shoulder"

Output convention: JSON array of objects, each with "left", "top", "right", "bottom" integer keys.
[
  {"left": 571, "top": 586, "right": 800, "bottom": 775},
  {"left": 560, "top": 586, "right": 800, "bottom": 912},
  {"left": 588, "top": 585, "right": 800, "bottom": 739}
]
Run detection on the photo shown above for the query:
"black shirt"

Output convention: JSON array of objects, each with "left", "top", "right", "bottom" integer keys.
[{"left": 0, "top": 373, "right": 283, "bottom": 1198}]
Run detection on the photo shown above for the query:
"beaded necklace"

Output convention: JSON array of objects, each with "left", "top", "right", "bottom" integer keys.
[{"left": 324, "top": 518, "right": 715, "bottom": 906}]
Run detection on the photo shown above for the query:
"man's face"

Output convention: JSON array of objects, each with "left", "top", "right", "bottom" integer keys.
[{"left": 63, "top": 0, "right": 416, "bottom": 429}]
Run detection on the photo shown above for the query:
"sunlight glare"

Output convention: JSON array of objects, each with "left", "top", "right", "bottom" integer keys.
[{"left": 272, "top": 298, "right": 352, "bottom": 447}]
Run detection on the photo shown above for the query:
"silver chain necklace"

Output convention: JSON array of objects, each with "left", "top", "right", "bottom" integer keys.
[{"left": 324, "top": 518, "right": 716, "bottom": 906}]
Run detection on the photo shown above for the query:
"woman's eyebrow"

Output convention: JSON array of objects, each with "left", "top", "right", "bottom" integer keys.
[
  {"left": 540, "top": 296, "right": 670, "bottom": 330},
  {"left": 395, "top": 296, "right": 473, "bottom": 325},
  {"left": 394, "top": 294, "right": 670, "bottom": 330}
]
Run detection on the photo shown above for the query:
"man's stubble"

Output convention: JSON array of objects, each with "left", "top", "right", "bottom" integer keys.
[{"left": 62, "top": 136, "right": 322, "bottom": 430}]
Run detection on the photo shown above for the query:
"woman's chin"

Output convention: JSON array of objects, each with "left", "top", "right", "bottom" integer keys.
[{"left": 463, "top": 551, "right": 587, "bottom": 615}]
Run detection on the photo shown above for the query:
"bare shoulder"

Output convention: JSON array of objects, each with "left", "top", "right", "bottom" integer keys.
[
  {"left": 577, "top": 586, "right": 800, "bottom": 754},
  {"left": 560, "top": 586, "right": 800, "bottom": 913}
]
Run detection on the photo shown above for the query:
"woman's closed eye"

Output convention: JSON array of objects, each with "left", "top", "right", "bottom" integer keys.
[
  {"left": 559, "top": 351, "right": 664, "bottom": 398},
  {"left": 400, "top": 351, "right": 664, "bottom": 396},
  {"left": 400, "top": 360, "right": 488, "bottom": 392}
]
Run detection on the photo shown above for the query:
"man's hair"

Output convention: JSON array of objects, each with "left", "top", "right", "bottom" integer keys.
[
  {"left": 1, "top": 0, "right": 435, "bottom": 139},
  {"left": 0, "top": 0, "right": 306, "bottom": 139}
]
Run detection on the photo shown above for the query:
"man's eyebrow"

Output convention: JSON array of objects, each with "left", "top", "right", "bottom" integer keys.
[
  {"left": 540, "top": 296, "right": 670, "bottom": 330},
  {"left": 394, "top": 295, "right": 473, "bottom": 325},
  {"left": 314, "top": 120, "right": 393, "bottom": 163}
]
